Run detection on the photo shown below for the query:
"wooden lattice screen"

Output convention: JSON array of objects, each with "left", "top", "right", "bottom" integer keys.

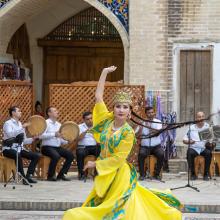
[
  {"left": 49, "top": 82, "right": 145, "bottom": 124},
  {"left": 0, "top": 81, "right": 34, "bottom": 150},
  {"left": 49, "top": 82, "right": 145, "bottom": 166}
]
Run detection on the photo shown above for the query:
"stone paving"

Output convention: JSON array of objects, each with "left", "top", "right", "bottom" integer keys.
[
  {"left": 0, "top": 172, "right": 220, "bottom": 219},
  {"left": 0, "top": 211, "right": 220, "bottom": 220}
]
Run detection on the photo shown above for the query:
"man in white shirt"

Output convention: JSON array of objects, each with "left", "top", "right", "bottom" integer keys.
[
  {"left": 40, "top": 107, "right": 74, "bottom": 181},
  {"left": 2, "top": 106, "right": 40, "bottom": 185},
  {"left": 76, "top": 111, "right": 99, "bottom": 180},
  {"left": 138, "top": 107, "right": 164, "bottom": 180},
  {"left": 183, "top": 111, "right": 212, "bottom": 181}
]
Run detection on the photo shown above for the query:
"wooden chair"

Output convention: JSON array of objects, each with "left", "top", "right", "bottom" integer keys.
[
  {"left": 84, "top": 155, "right": 97, "bottom": 178},
  {"left": 36, "top": 155, "right": 62, "bottom": 180},
  {"left": 210, "top": 152, "right": 220, "bottom": 177},
  {"left": 144, "top": 155, "right": 162, "bottom": 178},
  {"left": 0, "top": 156, "right": 16, "bottom": 182},
  {"left": 35, "top": 143, "right": 76, "bottom": 180},
  {"left": 194, "top": 155, "right": 205, "bottom": 177},
  {"left": 0, "top": 156, "right": 4, "bottom": 182}
]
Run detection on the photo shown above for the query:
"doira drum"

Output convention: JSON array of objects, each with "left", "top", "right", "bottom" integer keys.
[
  {"left": 26, "top": 115, "right": 46, "bottom": 136},
  {"left": 59, "top": 121, "right": 79, "bottom": 142}
]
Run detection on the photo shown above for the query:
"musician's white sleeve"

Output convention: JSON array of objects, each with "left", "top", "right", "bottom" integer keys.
[
  {"left": 61, "top": 138, "right": 68, "bottom": 145},
  {"left": 24, "top": 137, "right": 33, "bottom": 145},
  {"left": 39, "top": 127, "right": 56, "bottom": 140},
  {"left": 3, "top": 121, "right": 24, "bottom": 138}
]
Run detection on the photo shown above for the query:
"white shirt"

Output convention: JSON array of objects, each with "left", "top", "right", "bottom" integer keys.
[
  {"left": 2, "top": 118, "right": 33, "bottom": 152},
  {"left": 78, "top": 123, "right": 96, "bottom": 146},
  {"left": 141, "top": 118, "right": 162, "bottom": 147},
  {"left": 40, "top": 118, "right": 68, "bottom": 147},
  {"left": 183, "top": 122, "right": 209, "bottom": 154}
]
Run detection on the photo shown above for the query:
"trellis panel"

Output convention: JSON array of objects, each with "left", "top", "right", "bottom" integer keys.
[
  {"left": 49, "top": 82, "right": 145, "bottom": 124},
  {"left": 0, "top": 81, "right": 34, "bottom": 150},
  {"left": 49, "top": 82, "right": 145, "bottom": 166}
]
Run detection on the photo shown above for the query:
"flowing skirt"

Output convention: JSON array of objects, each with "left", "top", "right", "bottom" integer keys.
[{"left": 63, "top": 163, "right": 182, "bottom": 220}]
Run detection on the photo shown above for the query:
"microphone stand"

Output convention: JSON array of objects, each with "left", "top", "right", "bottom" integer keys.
[
  {"left": 4, "top": 134, "right": 33, "bottom": 189},
  {"left": 171, "top": 123, "right": 199, "bottom": 192}
]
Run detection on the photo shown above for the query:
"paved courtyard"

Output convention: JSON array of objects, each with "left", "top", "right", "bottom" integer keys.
[
  {"left": 0, "top": 172, "right": 220, "bottom": 219},
  {"left": 0, "top": 211, "right": 220, "bottom": 220}
]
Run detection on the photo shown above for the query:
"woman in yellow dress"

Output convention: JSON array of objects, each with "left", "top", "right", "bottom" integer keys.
[{"left": 63, "top": 66, "right": 182, "bottom": 220}]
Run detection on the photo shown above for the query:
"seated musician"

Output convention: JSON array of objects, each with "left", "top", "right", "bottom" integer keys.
[
  {"left": 137, "top": 107, "right": 164, "bottom": 181},
  {"left": 183, "top": 111, "right": 212, "bottom": 181},
  {"left": 76, "top": 111, "right": 100, "bottom": 180},
  {"left": 40, "top": 107, "right": 74, "bottom": 181},
  {"left": 2, "top": 106, "right": 41, "bottom": 185}
]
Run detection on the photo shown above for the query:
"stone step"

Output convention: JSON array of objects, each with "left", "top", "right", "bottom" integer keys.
[
  {"left": 183, "top": 213, "right": 220, "bottom": 219},
  {"left": 168, "top": 159, "right": 188, "bottom": 173},
  {"left": 176, "top": 144, "right": 188, "bottom": 159},
  {"left": 0, "top": 200, "right": 220, "bottom": 214},
  {"left": 0, "top": 211, "right": 219, "bottom": 220}
]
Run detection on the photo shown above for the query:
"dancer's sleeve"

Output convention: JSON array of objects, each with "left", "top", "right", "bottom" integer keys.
[
  {"left": 91, "top": 101, "right": 113, "bottom": 142},
  {"left": 93, "top": 102, "right": 113, "bottom": 126}
]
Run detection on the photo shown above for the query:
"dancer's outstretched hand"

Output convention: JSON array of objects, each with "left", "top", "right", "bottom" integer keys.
[
  {"left": 83, "top": 161, "right": 96, "bottom": 171},
  {"left": 103, "top": 66, "right": 117, "bottom": 74}
]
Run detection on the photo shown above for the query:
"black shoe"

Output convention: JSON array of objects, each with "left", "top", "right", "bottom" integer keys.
[
  {"left": 153, "top": 175, "right": 161, "bottom": 180},
  {"left": 138, "top": 176, "right": 145, "bottom": 181},
  {"left": 57, "top": 174, "right": 70, "bottom": 181},
  {"left": 78, "top": 173, "right": 85, "bottom": 181},
  {"left": 190, "top": 175, "right": 197, "bottom": 181},
  {"left": 203, "top": 175, "right": 209, "bottom": 181},
  {"left": 26, "top": 175, "right": 37, "bottom": 184},
  {"left": 22, "top": 179, "right": 29, "bottom": 185},
  {"left": 27, "top": 177, "right": 37, "bottom": 184},
  {"left": 47, "top": 176, "right": 57, "bottom": 181}
]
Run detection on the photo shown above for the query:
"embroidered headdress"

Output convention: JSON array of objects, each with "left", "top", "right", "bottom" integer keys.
[{"left": 113, "top": 91, "right": 132, "bottom": 105}]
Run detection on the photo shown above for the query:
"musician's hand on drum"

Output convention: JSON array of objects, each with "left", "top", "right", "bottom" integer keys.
[
  {"left": 55, "top": 131, "right": 62, "bottom": 138},
  {"left": 190, "top": 140, "right": 195, "bottom": 144},
  {"left": 103, "top": 66, "right": 117, "bottom": 74},
  {"left": 23, "top": 122, "right": 31, "bottom": 128},
  {"left": 33, "top": 136, "right": 39, "bottom": 141},
  {"left": 205, "top": 141, "right": 216, "bottom": 150},
  {"left": 83, "top": 161, "right": 96, "bottom": 171}
]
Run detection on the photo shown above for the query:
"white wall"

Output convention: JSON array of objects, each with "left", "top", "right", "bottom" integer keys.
[{"left": 26, "top": 0, "right": 89, "bottom": 101}]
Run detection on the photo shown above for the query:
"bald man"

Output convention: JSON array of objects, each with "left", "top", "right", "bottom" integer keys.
[{"left": 183, "top": 112, "right": 212, "bottom": 181}]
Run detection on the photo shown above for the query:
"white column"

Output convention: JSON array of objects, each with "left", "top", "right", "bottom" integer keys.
[
  {"left": 212, "top": 43, "right": 220, "bottom": 124},
  {"left": 30, "top": 45, "right": 43, "bottom": 102}
]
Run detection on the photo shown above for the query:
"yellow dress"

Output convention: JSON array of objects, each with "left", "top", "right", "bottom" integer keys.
[{"left": 63, "top": 102, "right": 182, "bottom": 220}]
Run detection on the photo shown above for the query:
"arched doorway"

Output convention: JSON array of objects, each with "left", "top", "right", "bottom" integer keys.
[{"left": 38, "top": 7, "right": 124, "bottom": 106}]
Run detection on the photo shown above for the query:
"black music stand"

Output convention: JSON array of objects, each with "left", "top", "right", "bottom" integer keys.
[
  {"left": 3, "top": 133, "right": 33, "bottom": 189},
  {"left": 171, "top": 124, "right": 199, "bottom": 192}
]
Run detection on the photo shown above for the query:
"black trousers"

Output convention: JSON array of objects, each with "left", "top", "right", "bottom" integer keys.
[
  {"left": 76, "top": 145, "right": 100, "bottom": 175},
  {"left": 41, "top": 146, "right": 74, "bottom": 178},
  {"left": 187, "top": 148, "right": 212, "bottom": 176},
  {"left": 3, "top": 149, "right": 41, "bottom": 177},
  {"left": 138, "top": 145, "right": 164, "bottom": 177}
]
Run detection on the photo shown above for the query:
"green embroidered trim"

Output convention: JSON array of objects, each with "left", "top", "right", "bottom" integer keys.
[{"left": 150, "top": 190, "right": 183, "bottom": 209}]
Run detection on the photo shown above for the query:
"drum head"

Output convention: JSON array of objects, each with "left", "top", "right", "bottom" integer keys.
[
  {"left": 59, "top": 121, "right": 79, "bottom": 142},
  {"left": 27, "top": 115, "right": 47, "bottom": 136}
]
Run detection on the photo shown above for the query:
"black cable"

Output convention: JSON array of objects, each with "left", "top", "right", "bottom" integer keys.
[{"left": 131, "top": 110, "right": 214, "bottom": 126}]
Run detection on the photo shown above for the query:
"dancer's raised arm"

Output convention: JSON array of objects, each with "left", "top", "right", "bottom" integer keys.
[{"left": 95, "top": 66, "right": 117, "bottom": 103}]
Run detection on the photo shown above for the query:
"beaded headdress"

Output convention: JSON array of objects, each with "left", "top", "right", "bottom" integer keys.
[{"left": 113, "top": 91, "right": 132, "bottom": 105}]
